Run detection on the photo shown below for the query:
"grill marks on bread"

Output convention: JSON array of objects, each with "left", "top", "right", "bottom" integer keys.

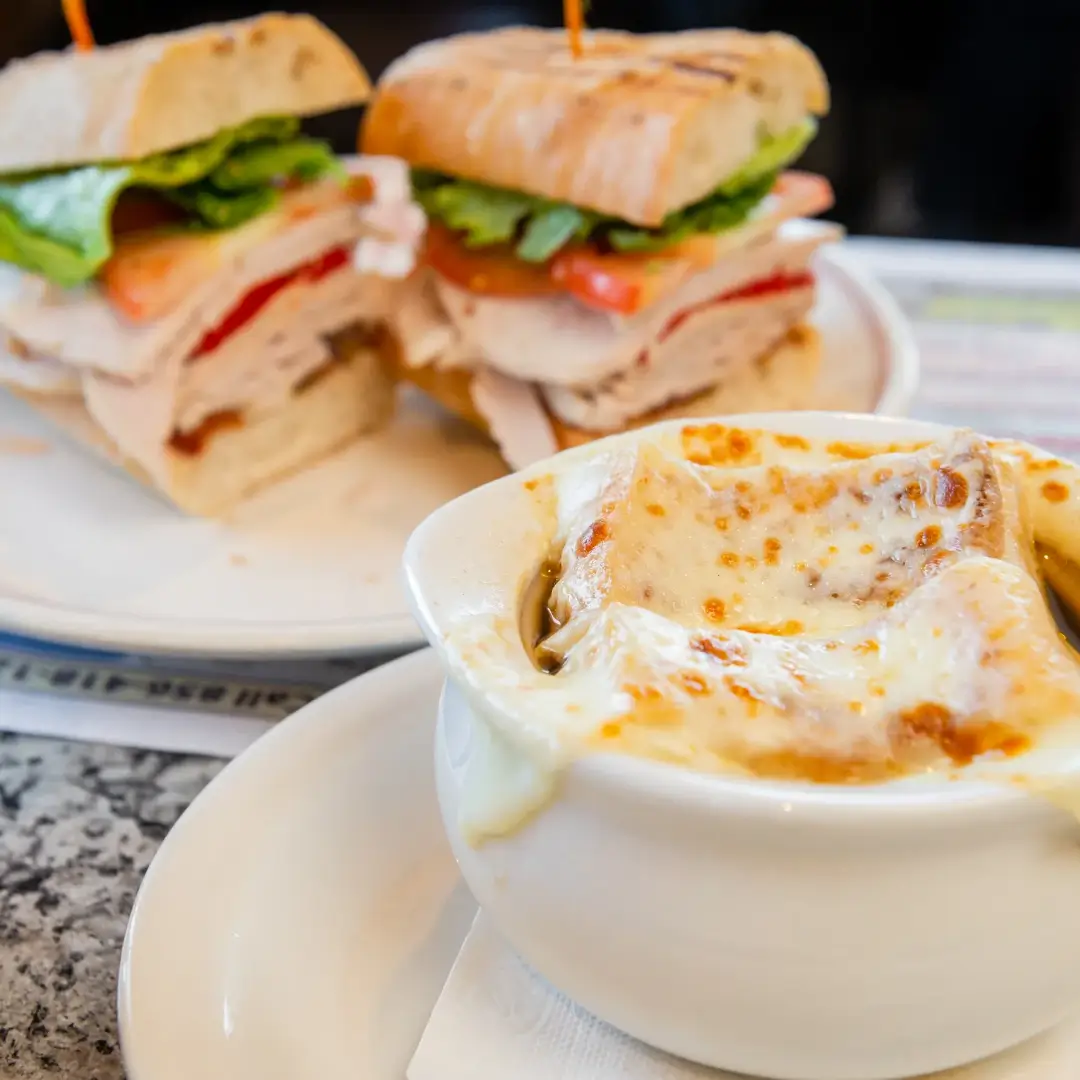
[{"left": 362, "top": 28, "right": 828, "bottom": 226}]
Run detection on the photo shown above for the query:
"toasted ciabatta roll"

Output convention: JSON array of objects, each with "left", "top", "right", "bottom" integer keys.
[
  {"left": 13, "top": 326, "right": 393, "bottom": 517},
  {"left": 0, "top": 14, "right": 370, "bottom": 173},
  {"left": 363, "top": 26, "right": 828, "bottom": 226}
]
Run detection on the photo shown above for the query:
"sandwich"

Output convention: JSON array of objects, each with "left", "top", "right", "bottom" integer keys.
[
  {"left": 362, "top": 26, "right": 839, "bottom": 469},
  {"left": 0, "top": 12, "right": 424, "bottom": 515}
]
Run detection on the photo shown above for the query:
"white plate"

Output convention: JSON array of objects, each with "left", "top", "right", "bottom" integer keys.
[
  {"left": 118, "top": 649, "right": 1080, "bottom": 1080},
  {"left": 0, "top": 247, "right": 917, "bottom": 658}
]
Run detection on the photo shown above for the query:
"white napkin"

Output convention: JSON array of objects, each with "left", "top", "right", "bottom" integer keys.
[
  {"left": 0, "top": 687, "right": 274, "bottom": 757},
  {"left": 408, "top": 912, "right": 718, "bottom": 1080},
  {"left": 409, "top": 913, "right": 1080, "bottom": 1080}
]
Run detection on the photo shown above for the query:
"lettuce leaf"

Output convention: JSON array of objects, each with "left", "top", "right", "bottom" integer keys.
[
  {"left": 207, "top": 137, "right": 343, "bottom": 191},
  {"left": 414, "top": 118, "right": 817, "bottom": 263},
  {"left": 605, "top": 172, "right": 776, "bottom": 253},
  {"left": 717, "top": 118, "right": 817, "bottom": 197},
  {"left": 0, "top": 117, "right": 341, "bottom": 287},
  {"left": 517, "top": 205, "right": 592, "bottom": 261},
  {"left": 412, "top": 173, "right": 540, "bottom": 247}
]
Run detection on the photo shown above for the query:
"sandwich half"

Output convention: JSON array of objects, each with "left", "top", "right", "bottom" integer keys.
[
  {"left": 363, "top": 26, "right": 839, "bottom": 469},
  {"left": 0, "top": 13, "right": 424, "bottom": 515}
]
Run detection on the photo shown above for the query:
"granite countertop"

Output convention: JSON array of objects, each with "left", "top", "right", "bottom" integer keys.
[{"left": 0, "top": 732, "right": 223, "bottom": 1079}]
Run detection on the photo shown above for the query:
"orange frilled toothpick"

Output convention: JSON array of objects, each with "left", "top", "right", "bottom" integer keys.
[
  {"left": 62, "top": 0, "right": 96, "bottom": 51},
  {"left": 564, "top": 0, "right": 586, "bottom": 58}
]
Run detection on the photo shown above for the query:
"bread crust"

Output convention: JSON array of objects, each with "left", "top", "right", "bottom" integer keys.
[
  {"left": 0, "top": 14, "right": 371, "bottom": 174},
  {"left": 392, "top": 324, "right": 821, "bottom": 458},
  {"left": 361, "top": 27, "right": 827, "bottom": 226}
]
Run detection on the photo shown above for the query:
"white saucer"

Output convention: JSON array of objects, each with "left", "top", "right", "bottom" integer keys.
[
  {"left": 118, "top": 650, "right": 477, "bottom": 1080},
  {"left": 119, "top": 649, "right": 1080, "bottom": 1080},
  {"left": 0, "top": 246, "right": 916, "bottom": 658}
]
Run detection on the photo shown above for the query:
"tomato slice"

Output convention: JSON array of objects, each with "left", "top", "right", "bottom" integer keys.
[
  {"left": 423, "top": 224, "right": 561, "bottom": 298},
  {"left": 102, "top": 182, "right": 354, "bottom": 323},
  {"left": 102, "top": 231, "right": 226, "bottom": 323},
  {"left": 657, "top": 270, "right": 815, "bottom": 342},
  {"left": 550, "top": 249, "right": 699, "bottom": 315},
  {"left": 190, "top": 246, "right": 351, "bottom": 360},
  {"left": 422, "top": 225, "right": 698, "bottom": 314},
  {"left": 722, "top": 268, "right": 815, "bottom": 303}
]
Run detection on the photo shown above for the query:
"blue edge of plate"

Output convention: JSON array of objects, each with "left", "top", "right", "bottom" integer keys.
[{"left": 0, "top": 630, "right": 126, "bottom": 661}]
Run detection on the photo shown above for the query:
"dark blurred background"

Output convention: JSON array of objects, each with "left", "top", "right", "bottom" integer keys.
[{"left": 4, "top": 1, "right": 1080, "bottom": 246}]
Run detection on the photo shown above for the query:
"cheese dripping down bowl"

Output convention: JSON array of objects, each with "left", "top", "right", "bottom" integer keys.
[{"left": 403, "top": 411, "right": 1080, "bottom": 1080}]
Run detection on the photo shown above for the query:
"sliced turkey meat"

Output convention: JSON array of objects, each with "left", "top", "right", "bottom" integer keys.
[
  {"left": 540, "top": 274, "right": 818, "bottom": 430},
  {"left": 0, "top": 333, "right": 81, "bottom": 395},
  {"left": 469, "top": 368, "right": 559, "bottom": 470},
  {"left": 389, "top": 222, "right": 836, "bottom": 444},
  {"left": 432, "top": 224, "right": 833, "bottom": 390},
  {"left": 81, "top": 268, "right": 388, "bottom": 483},
  {"left": 353, "top": 155, "right": 427, "bottom": 279}
]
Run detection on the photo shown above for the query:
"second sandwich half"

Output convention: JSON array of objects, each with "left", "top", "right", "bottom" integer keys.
[
  {"left": 0, "top": 13, "right": 423, "bottom": 515},
  {"left": 363, "top": 26, "right": 839, "bottom": 468}
]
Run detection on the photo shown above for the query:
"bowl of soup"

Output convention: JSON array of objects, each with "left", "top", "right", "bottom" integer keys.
[{"left": 405, "top": 412, "right": 1080, "bottom": 1080}]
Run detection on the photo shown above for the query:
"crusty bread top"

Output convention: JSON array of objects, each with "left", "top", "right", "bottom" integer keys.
[
  {"left": 361, "top": 27, "right": 828, "bottom": 227},
  {"left": 0, "top": 14, "right": 371, "bottom": 174}
]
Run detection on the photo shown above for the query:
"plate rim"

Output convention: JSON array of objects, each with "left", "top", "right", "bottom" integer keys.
[
  {"left": 820, "top": 243, "right": 920, "bottom": 417},
  {"left": 0, "top": 595, "right": 425, "bottom": 658},
  {"left": 0, "top": 250, "right": 917, "bottom": 659},
  {"left": 116, "top": 647, "right": 444, "bottom": 1080}
]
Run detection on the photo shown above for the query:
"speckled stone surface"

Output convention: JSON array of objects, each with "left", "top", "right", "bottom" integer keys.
[{"left": 0, "top": 733, "right": 224, "bottom": 1079}]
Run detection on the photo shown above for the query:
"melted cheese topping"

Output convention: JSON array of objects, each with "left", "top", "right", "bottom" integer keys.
[
  {"left": 548, "top": 432, "right": 1026, "bottom": 638},
  {"left": 550, "top": 557, "right": 1074, "bottom": 782},
  {"left": 443, "top": 424, "right": 1080, "bottom": 842}
]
